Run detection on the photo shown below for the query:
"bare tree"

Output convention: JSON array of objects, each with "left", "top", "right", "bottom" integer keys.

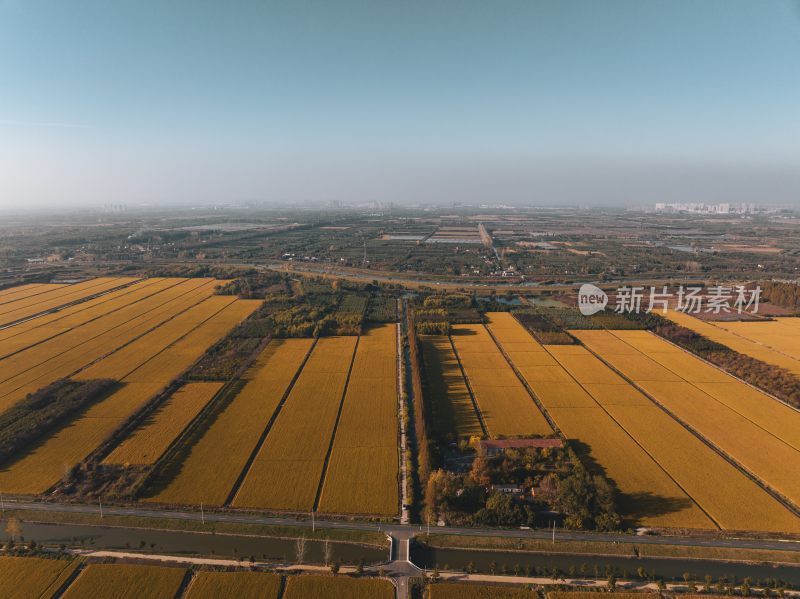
[
  {"left": 294, "top": 536, "right": 307, "bottom": 564},
  {"left": 322, "top": 539, "right": 332, "bottom": 566}
]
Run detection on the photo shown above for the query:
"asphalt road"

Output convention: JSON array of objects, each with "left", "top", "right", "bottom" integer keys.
[{"left": 6, "top": 498, "right": 800, "bottom": 554}]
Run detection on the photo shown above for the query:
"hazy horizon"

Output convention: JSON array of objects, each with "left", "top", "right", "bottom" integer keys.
[{"left": 2, "top": 0, "right": 800, "bottom": 210}]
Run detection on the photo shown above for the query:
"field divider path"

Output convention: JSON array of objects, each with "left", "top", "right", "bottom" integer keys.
[
  {"left": 50, "top": 560, "right": 86, "bottom": 599},
  {"left": 311, "top": 335, "right": 361, "bottom": 512},
  {"left": 482, "top": 321, "right": 561, "bottom": 436},
  {"left": 224, "top": 338, "right": 319, "bottom": 507},
  {"left": 0, "top": 278, "right": 180, "bottom": 360},
  {"left": 578, "top": 335, "right": 800, "bottom": 519},
  {"left": 446, "top": 335, "right": 489, "bottom": 437}
]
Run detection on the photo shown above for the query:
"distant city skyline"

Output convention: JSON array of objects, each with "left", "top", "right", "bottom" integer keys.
[{"left": 2, "top": 0, "right": 800, "bottom": 209}]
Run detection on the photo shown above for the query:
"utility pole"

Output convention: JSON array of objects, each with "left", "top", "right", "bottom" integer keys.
[
  {"left": 311, "top": 510, "right": 315, "bottom": 533},
  {"left": 200, "top": 503, "right": 205, "bottom": 525},
  {"left": 552, "top": 520, "right": 556, "bottom": 544},
  {"left": 99, "top": 499, "right": 104, "bottom": 520},
  {"left": 0, "top": 491, "right": 4, "bottom": 514}
]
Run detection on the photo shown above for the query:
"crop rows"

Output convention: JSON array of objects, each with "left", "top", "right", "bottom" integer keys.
[
  {"left": 420, "top": 334, "right": 484, "bottom": 439},
  {"left": 146, "top": 338, "right": 314, "bottom": 505},
  {"left": 450, "top": 322, "right": 552, "bottom": 436},
  {"left": 184, "top": 571, "right": 282, "bottom": 599},
  {"left": 282, "top": 575, "right": 394, "bottom": 599},
  {"left": 62, "top": 563, "right": 186, "bottom": 599},
  {"left": 0, "top": 283, "right": 62, "bottom": 304},
  {"left": 574, "top": 328, "right": 800, "bottom": 517},
  {"left": 430, "top": 583, "right": 535, "bottom": 598},
  {"left": 232, "top": 336, "right": 358, "bottom": 511},
  {"left": 666, "top": 311, "right": 800, "bottom": 375},
  {"left": 0, "top": 278, "right": 217, "bottom": 413},
  {"left": 0, "top": 277, "right": 134, "bottom": 327},
  {"left": 317, "top": 324, "right": 399, "bottom": 515},
  {"left": 0, "top": 294, "right": 258, "bottom": 494},
  {"left": 0, "top": 556, "right": 80, "bottom": 599},
  {"left": 103, "top": 382, "right": 223, "bottom": 466}
]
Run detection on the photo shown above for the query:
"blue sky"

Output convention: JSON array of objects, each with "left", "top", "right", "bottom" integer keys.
[{"left": 1, "top": 0, "right": 800, "bottom": 208}]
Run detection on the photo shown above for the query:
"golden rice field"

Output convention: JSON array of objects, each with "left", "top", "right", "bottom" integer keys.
[
  {"left": 232, "top": 336, "right": 358, "bottom": 511},
  {"left": 0, "top": 282, "right": 57, "bottom": 303},
  {"left": 282, "top": 575, "right": 394, "bottom": 599},
  {"left": 0, "top": 279, "right": 257, "bottom": 495},
  {"left": 420, "top": 334, "right": 484, "bottom": 439},
  {"left": 0, "top": 277, "right": 133, "bottom": 327},
  {"left": 0, "top": 556, "right": 80, "bottom": 599},
  {"left": 574, "top": 329, "right": 800, "bottom": 511},
  {"left": 103, "top": 381, "right": 223, "bottom": 466},
  {"left": 318, "top": 324, "right": 399, "bottom": 515},
  {"left": 62, "top": 563, "right": 186, "bottom": 599},
  {"left": 665, "top": 311, "right": 800, "bottom": 375},
  {"left": 184, "top": 571, "right": 282, "bottom": 599},
  {"left": 450, "top": 323, "right": 551, "bottom": 437},
  {"left": 718, "top": 317, "right": 800, "bottom": 362},
  {"left": 431, "top": 583, "right": 535, "bottom": 598},
  {"left": 0, "top": 278, "right": 173, "bottom": 358},
  {"left": 146, "top": 338, "right": 313, "bottom": 506},
  {"left": 0, "top": 278, "right": 219, "bottom": 413},
  {"left": 543, "top": 342, "right": 799, "bottom": 532}
]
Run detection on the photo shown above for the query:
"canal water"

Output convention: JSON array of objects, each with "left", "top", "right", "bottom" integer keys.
[
  {"left": 412, "top": 544, "right": 800, "bottom": 585},
  {"left": 17, "top": 521, "right": 388, "bottom": 565}
]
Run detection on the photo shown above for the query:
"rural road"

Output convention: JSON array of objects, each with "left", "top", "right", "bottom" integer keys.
[{"left": 6, "top": 498, "right": 800, "bottom": 554}]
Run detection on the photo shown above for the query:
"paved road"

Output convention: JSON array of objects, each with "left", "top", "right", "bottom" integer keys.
[{"left": 6, "top": 498, "right": 800, "bottom": 553}]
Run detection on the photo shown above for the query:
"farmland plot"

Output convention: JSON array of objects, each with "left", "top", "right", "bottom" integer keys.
[
  {"left": 0, "top": 277, "right": 135, "bottom": 326},
  {"left": 282, "top": 575, "right": 394, "bottom": 599},
  {"left": 0, "top": 278, "right": 219, "bottom": 413},
  {"left": 430, "top": 583, "right": 535, "bottom": 598},
  {"left": 0, "top": 296, "right": 258, "bottom": 494},
  {"left": 574, "top": 330, "right": 800, "bottom": 509},
  {"left": 0, "top": 556, "right": 79, "bottom": 599},
  {"left": 420, "top": 334, "right": 483, "bottom": 439},
  {"left": 62, "top": 563, "right": 186, "bottom": 599},
  {"left": 0, "top": 283, "right": 56, "bottom": 304},
  {"left": 103, "top": 382, "right": 222, "bottom": 465},
  {"left": 451, "top": 324, "right": 551, "bottom": 436},
  {"left": 318, "top": 324, "right": 398, "bottom": 515},
  {"left": 0, "top": 278, "right": 177, "bottom": 358},
  {"left": 664, "top": 311, "right": 800, "bottom": 376},
  {"left": 718, "top": 318, "right": 800, "bottom": 362},
  {"left": 184, "top": 571, "right": 281, "bottom": 599},
  {"left": 146, "top": 338, "right": 313, "bottom": 505},
  {"left": 232, "top": 336, "right": 358, "bottom": 511}
]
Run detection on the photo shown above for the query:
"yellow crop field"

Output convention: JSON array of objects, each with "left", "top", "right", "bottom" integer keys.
[
  {"left": 575, "top": 330, "right": 800, "bottom": 509},
  {"left": 546, "top": 346, "right": 625, "bottom": 384},
  {"left": 0, "top": 290, "right": 256, "bottom": 494},
  {"left": 0, "top": 283, "right": 61, "bottom": 304},
  {"left": 0, "top": 278, "right": 218, "bottom": 412},
  {"left": 0, "top": 277, "right": 134, "bottom": 326},
  {"left": 664, "top": 311, "right": 800, "bottom": 375},
  {"left": 147, "top": 338, "right": 313, "bottom": 505},
  {"left": 185, "top": 571, "right": 281, "bottom": 599},
  {"left": 451, "top": 324, "right": 552, "bottom": 437},
  {"left": 318, "top": 324, "right": 398, "bottom": 515},
  {"left": 603, "top": 403, "right": 800, "bottom": 533},
  {"left": 0, "top": 278, "right": 175, "bottom": 357},
  {"left": 103, "top": 382, "right": 223, "bottom": 465},
  {"left": 420, "top": 335, "right": 483, "bottom": 439},
  {"left": 431, "top": 583, "right": 535, "bottom": 598},
  {"left": 548, "top": 405, "right": 713, "bottom": 528},
  {"left": 62, "top": 563, "right": 186, "bottom": 599},
  {"left": 283, "top": 575, "right": 394, "bottom": 599},
  {"left": 0, "top": 556, "right": 80, "bottom": 599},
  {"left": 232, "top": 336, "right": 358, "bottom": 511},
  {"left": 719, "top": 318, "right": 800, "bottom": 361},
  {"left": 525, "top": 380, "right": 597, "bottom": 408}
]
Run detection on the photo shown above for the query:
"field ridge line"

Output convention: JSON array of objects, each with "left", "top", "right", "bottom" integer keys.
[
  {"left": 313, "top": 334, "right": 361, "bottom": 512},
  {"left": 173, "top": 568, "right": 196, "bottom": 599},
  {"left": 224, "top": 337, "right": 319, "bottom": 507},
  {"left": 48, "top": 560, "right": 86, "bottom": 599}
]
